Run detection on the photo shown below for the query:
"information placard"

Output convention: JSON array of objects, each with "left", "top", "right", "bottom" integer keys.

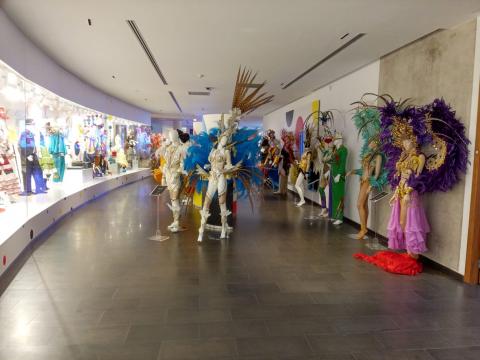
[{"left": 150, "top": 185, "right": 167, "bottom": 197}]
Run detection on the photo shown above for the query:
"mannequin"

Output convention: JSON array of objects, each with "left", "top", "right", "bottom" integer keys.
[
  {"left": 164, "top": 130, "right": 188, "bottom": 233},
  {"left": 0, "top": 116, "right": 21, "bottom": 201},
  {"left": 388, "top": 136, "right": 429, "bottom": 259},
  {"left": 275, "top": 131, "right": 295, "bottom": 195},
  {"left": 126, "top": 130, "right": 137, "bottom": 167},
  {"left": 347, "top": 106, "right": 388, "bottom": 239},
  {"left": 318, "top": 136, "right": 333, "bottom": 217},
  {"left": 348, "top": 139, "right": 383, "bottom": 239},
  {"left": 113, "top": 134, "right": 128, "bottom": 171},
  {"left": 263, "top": 130, "right": 281, "bottom": 190},
  {"left": 39, "top": 131, "right": 56, "bottom": 188},
  {"left": 49, "top": 128, "right": 66, "bottom": 182},
  {"left": 19, "top": 120, "right": 46, "bottom": 194},
  {"left": 198, "top": 133, "right": 233, "bottom": 241},
  {"left": 329, "top": 134, "right": 347, "bottom": 225},
  {"left": 294, "top": 147, "right": 312, "bottom": 207}
]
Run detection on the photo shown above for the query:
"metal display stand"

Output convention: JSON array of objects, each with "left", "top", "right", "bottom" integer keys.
[
  {"left": 370, "top": 191, "right": 390, "bottom": 237},
  {"left": 149, "top": 185, "right": 169, "bottom": 242},
  {"left": 346, "top": 191, "right": 390, "bottom": 243},
  {"left": 303, "top": 178, "right": 321, "bottom": 221}
]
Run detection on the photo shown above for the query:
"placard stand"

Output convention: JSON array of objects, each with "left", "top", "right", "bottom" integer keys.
[
  {"left": 304, "top": 178, "right": 320, "bottom": 221},
  {"left": 347, "top": 191, "right": 390, "bottom": 243},
  {"left": 149, "top": 185, "right": 169, "bottom": 242}
]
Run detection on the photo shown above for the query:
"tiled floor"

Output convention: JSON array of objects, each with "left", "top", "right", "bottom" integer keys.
[{"left": 1, "top": 178, "right": 480, "bottom": 359}]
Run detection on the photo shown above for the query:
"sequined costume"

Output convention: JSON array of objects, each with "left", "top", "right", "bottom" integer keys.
[{"left": 388, "top": 150, "right": 430, "bottom": 253}]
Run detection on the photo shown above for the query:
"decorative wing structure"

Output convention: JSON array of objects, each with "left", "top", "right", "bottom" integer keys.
[{"left": 379, "top": 97, "right": 469, "bottom": 194}]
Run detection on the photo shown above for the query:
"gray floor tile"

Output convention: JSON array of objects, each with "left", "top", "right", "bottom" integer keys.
[
  {"left": 159, "top": 338, "right": 237, "bottom": 359},
  {"left": 428, "top": 346, "right": 480, "bottom": 360},
  {"left": 307, "top": 333, "right": 385, "bottom": 355},
  {"left": 125, "top": 324, "right": 199, "bottom": 344},
  {"left": 236, "top": 336, "right": 313, "bottom": 357},
  {"left": 2, "top": 179, "right": 479, "bottom": 359},
  {"left": 198, "top": 320, "right": 268, "bottom": 338}
]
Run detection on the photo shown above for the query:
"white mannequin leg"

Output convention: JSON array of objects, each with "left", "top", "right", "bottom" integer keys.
[
  {"left": 167, "top": 199, "right": 181, "bottom": 232},
  {"left": 198, "top": 180, "right": 216, "bottom": 242},
  {"left": 219, "top": 202, "right": 231, "bottom": 239},
  {"left": 295, "top": 173, "right": 305, "bottom": 207}
]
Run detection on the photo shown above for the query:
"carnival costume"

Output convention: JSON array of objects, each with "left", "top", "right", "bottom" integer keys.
[
  {"left": 275, "top": 130, "right": 295, "bottom": 195},
  {"left": 183, "top": 67, "right": 273, "bottom": 242},
  {"left": 349, "top": 105, "right": 388, "bottom": 238},
  {"left": 328, "top": 134, "right": 348, "bottom": 223},
  {"left": 163, "top": 130, "right": 189, "bottom": 233}
]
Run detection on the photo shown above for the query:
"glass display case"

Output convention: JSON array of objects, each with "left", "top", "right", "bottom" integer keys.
[{"left": 0, "top": 59, "right": 151, "bottom": 217}]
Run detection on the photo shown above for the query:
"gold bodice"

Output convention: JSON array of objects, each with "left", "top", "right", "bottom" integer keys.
[
  {"left": 396, "top": 152, "right": 421, "bottom": 178},
  {"left": 299, "top": 151, "right": 311, "bottom": 172},
  {"left": 394, "top": 151, "right": 422, "bottom": 199}
]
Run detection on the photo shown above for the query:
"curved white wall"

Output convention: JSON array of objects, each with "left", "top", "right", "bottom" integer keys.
[{"left": 0, "top": 9, "right": 151, "bottom": 125}]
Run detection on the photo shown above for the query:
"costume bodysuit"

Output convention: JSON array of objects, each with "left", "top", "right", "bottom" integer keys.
[{"left": 329, "top": 145, "right": 347, "bottom": 221}]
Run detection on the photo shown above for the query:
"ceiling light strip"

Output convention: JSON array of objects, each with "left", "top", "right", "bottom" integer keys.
[
  {"left": 169, "top": 91, "right": 182, "bottom": 112},
  {"left": 126, "top": 20, "right": 168, "bottom": 85},
  {"left": 282, "top": 33, "right": 366, "bottom": 89},
  {"left": 188, "top": 91, "right": 210, "bottom": 96}
]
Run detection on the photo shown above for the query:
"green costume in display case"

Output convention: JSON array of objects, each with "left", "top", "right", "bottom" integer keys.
[{"left": 49, "top": 131, "right": 66, "bottom": 182}]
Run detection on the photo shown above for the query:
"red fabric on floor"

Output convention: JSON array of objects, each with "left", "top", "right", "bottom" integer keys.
[{"left": 354, "top": 250, "right": 423, "bottom": 276}]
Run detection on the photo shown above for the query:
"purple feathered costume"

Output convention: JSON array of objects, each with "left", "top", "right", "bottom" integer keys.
[{"left": 380, "top": 98, "right": 469, "bottom": 254}]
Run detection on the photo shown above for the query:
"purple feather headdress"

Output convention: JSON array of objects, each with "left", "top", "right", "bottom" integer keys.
[{"left": 380, "top": 97, "right": 469, "bottom": 194}]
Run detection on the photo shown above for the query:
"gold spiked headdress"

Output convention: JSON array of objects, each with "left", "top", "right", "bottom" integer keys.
[
  {"left": 391, "top": 117, "right": 417, "bottom": 149},
  {"left": 231, "top": 67, "right": 274, "bottom": 116}
]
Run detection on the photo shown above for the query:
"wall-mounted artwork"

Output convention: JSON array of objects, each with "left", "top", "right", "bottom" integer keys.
[{"left": 285, "top": 110, "right": 294, "bottom": 127}]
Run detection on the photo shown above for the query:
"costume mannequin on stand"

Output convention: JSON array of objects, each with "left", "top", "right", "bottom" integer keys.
[
  {"left": 19, "top": 120, "right": 46, "bottom": 194},
  {"left": 318, "top": 136, "right": 333, "bottom": 217},
  {"left": 0, "top": 115, "right": 21, "bottom": 203},
  {"left": 198, "top": 127, "right": 234, "bottom": 241},
  {"left": 347, "top": 107, "right": 387, "bottom": 239},
  {"left": 39, "top": 131, "right": 56, "bottom": 189},
  {"left": 126, "top": 131, "right": 137, "bottom": 168},
  {"left": 164, "top": 130, "right": 188, "bottom": 233},
  {"left": 263, "top": 130, "right": 281, "bottom": 190},
  {"left": 329, "top": 134, "right": 347, "bottom": 225},
  {"left": 113, "top": 134, "right": 128, "bottom": 171},
  {"left": 49, "top": 128, "right": 66, "bottom": 182},
  {"left": 294, "top": 146, "right": 312, "bottom": 207},
  {"left": 388, "top": 135, "right": 429, "bottom": 258},
  {"left": 275, "top": 130, "right": 295, "bottom": 195}
]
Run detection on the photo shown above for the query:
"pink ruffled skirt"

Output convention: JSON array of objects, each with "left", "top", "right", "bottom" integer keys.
[{"left": 387, "top": 191, "right": 430, "bottom": 254}]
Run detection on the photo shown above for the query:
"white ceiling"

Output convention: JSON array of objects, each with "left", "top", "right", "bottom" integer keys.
[{"left": 1, "top": 0, "right": 479, "bottom": 120}]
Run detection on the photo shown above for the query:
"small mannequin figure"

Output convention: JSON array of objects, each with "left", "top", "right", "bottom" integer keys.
[
  {"left": 329, "top": 134, "right": 347, "bottom": 225},
  {"left": 164, "top": 130, "right": 188, "bottom": 233}
]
